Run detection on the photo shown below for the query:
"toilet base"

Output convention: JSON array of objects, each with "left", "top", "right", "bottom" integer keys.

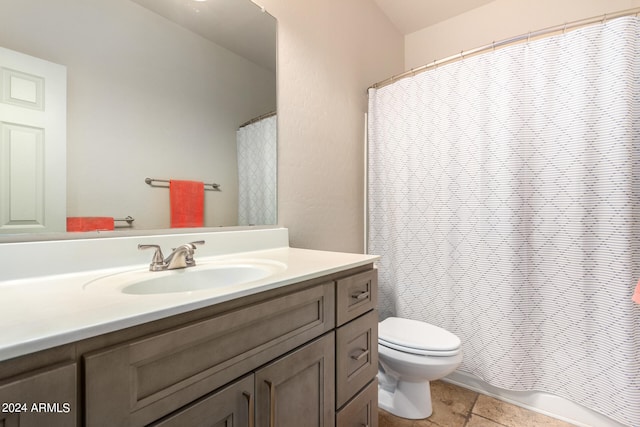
[{"left": 378, "top": 378, "right": 433, "bottom": 419}]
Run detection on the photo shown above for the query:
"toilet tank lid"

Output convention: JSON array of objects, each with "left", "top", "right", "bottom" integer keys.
[{"left": 379, "top": 317, "right": 461, "bottom": 352}]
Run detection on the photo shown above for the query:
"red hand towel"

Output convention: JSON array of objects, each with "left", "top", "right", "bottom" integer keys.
[
  {"left": 633, "top": 279, "right": 640, "bottom": 304},
  {"left": 67, "top": 217, "right": 114, "bottom": 232},
  {"left": 170, "top": 180, "right": 204, "bottom": 228}
]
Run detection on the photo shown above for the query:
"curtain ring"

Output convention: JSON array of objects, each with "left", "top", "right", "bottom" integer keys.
[
  {"left": 460, "top": 50, "right": 465, "bottom": 60},
  {"left": 527, "top": 31, "right": 531, "bottom": 43},
  {"left": 562, "top": 23, "right": 567, "bottom": 34},
  {"left": 602, "top": 13, "right": 607, "bottom": 24},
  {"left": 492, "top": 41, "right": 496, "bottom": 51}
]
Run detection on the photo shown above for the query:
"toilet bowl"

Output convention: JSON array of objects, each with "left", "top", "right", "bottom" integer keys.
[{"left": 378, "top": 317, "right": 462, "bottom": 419}]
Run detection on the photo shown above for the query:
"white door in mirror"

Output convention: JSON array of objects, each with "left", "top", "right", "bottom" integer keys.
[{"left": 0, "top": 46, "right": 66, "bottom": 234}]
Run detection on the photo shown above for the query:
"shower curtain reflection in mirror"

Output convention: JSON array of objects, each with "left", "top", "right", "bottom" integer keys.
[{"left": 236, "top": 113, "right": 277, "bottom": 226}]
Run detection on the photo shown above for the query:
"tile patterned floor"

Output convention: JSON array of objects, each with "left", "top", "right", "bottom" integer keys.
[{"left": 379, "top": 381, "right": 577, "bottom": 427}]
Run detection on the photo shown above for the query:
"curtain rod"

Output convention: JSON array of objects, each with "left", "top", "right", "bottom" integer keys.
[
  {"left": 370, "top": 7, "right": 640, "bottom": 90},
  {"left": 238, "top": 111, "right": 277, "bottom": 129}
]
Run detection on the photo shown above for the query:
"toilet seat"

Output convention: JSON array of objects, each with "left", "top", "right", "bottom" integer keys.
[{"left": 379, "top": 317, "right": 461, "bottom": 357}]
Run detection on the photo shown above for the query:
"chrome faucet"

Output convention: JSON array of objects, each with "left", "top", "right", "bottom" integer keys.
[{"left": 138, "top": 240, "right": 205, "bottom": 271}]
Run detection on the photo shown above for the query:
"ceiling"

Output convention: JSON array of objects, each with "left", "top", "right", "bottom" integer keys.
[
  {"left": 373, "top": 0, "right": 495, "bottom": 35},
  {"left": 131, "top": 0, "right": 276, "bottom": 72},
  {"left": 131, "top": 0, "right": 496, "bottom": 71}
]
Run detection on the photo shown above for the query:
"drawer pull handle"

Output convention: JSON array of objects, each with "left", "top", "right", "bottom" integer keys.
[
  {"left": 350, "top": 349, "right": 369, "bottom": 361},
  {"left": 265, "top": 380, "right": 276, "bottom": 427},
  {"left": 243, "top": 391, "right": 255, "bottom": 427},
  {"left": 351, "top": 290, "right": 370, "bottom": 300}
]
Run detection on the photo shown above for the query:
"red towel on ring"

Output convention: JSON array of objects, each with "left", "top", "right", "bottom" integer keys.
[
  {"left": 67, "top": 217, "right": 114, "bottom": 232},
  {"left": 170, "top": 180, "right": 204, "bottom": 228}
]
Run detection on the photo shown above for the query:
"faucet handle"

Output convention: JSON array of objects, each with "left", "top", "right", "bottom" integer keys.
[
  {"left": 188, "top": 240, "right": 205, "bottom": 249},
  {"left": 170, "top": 241, "right": 204, "bottom": 251},
  {"left": 184, "top": 240, "right": 205, "bottom": 266},
  {"left": 138, "top": 244, "right": 166, "bottom": 271}
]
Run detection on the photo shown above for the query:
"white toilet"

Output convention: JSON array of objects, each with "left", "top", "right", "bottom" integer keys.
[{"left": 377, "top": 317, "right": 462, "bottom": 419}]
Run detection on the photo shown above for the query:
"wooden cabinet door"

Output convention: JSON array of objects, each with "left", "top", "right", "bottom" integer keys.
[
  {"left": 255, "top": 333, "right": 335, "bottom": 427},
  {"left": 0, "top": 362, "right": 76, "bottom": 427},
  {"left": 151, "top": 374, "right": 254, "bottom": 427}
]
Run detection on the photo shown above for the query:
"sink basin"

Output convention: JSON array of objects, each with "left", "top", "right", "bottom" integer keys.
[{"left": 83, "top": 259, "right": 287, "bottom": 295}]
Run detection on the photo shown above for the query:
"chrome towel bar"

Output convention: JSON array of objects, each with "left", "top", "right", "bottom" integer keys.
[
  {"left": 114, "top": 216, "right": 135, "bottom": 227},
  {"left": 145, "top": 178, "right": 221, "bottom": 191}
]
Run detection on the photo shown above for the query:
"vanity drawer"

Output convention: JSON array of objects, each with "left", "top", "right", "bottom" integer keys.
[
  {"left": 335, "top": 310, "right": 378, "bottom": 409},
  {"left": 84, "top": 282, "right": 335, "bottom": 427},
  {"left": 0, "top": 362, "right": 77, "bottom": 427},
  {"left": 336, "top": 379, "right": 378, "bottom": 427},
  {"left": 336, "top": 269, "right": 377, "bottom": 327}
]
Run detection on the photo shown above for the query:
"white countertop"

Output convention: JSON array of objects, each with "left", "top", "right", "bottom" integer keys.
[{"left": 0, "top": 245, "right": 377, "bottom": 362}]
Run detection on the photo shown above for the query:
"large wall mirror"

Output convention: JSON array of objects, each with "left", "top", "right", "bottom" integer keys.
[{"left": 0, "top": 0, "right": 277, "bottom": 241}]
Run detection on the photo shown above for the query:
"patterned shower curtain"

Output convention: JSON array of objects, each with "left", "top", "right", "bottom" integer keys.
[
  {"left": 368, "top": 17, "right": 640, "bottom": 426},
  {"left": 237, "top": 114, "right": 277, "bottom": 226}
]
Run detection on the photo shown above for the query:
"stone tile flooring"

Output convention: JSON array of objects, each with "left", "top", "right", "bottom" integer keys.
[{"left": 379, "top": 381, "right": 577, "bottom": 427}]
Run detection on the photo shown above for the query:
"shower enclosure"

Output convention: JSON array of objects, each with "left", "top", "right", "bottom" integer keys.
[{"left": 368, "top": 14, "right": 640, "bottom": 427}]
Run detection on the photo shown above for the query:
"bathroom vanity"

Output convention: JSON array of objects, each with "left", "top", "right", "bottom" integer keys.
[{"left": 0, "top": 229, "right": 379, "bottom": 426}]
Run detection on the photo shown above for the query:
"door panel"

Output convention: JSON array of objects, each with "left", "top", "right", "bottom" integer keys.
[
  {"left": 255, "top": 333, "right": 335, "bottom": 427},
  {"left": 0, "top": 46, "right": 66, "bottom": 233}
]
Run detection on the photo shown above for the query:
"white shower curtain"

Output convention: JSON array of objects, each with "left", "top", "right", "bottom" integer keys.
[
  {"left": 237, "top": 114, "right": 277, "bottom": 226},
  {"left": 368, "top": 17, "right": 640, "bottom": 427}
]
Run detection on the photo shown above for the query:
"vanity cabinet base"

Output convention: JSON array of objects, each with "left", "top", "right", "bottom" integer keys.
[{"left": 0, "top": 264, "right": 378, "bottom": 427}]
